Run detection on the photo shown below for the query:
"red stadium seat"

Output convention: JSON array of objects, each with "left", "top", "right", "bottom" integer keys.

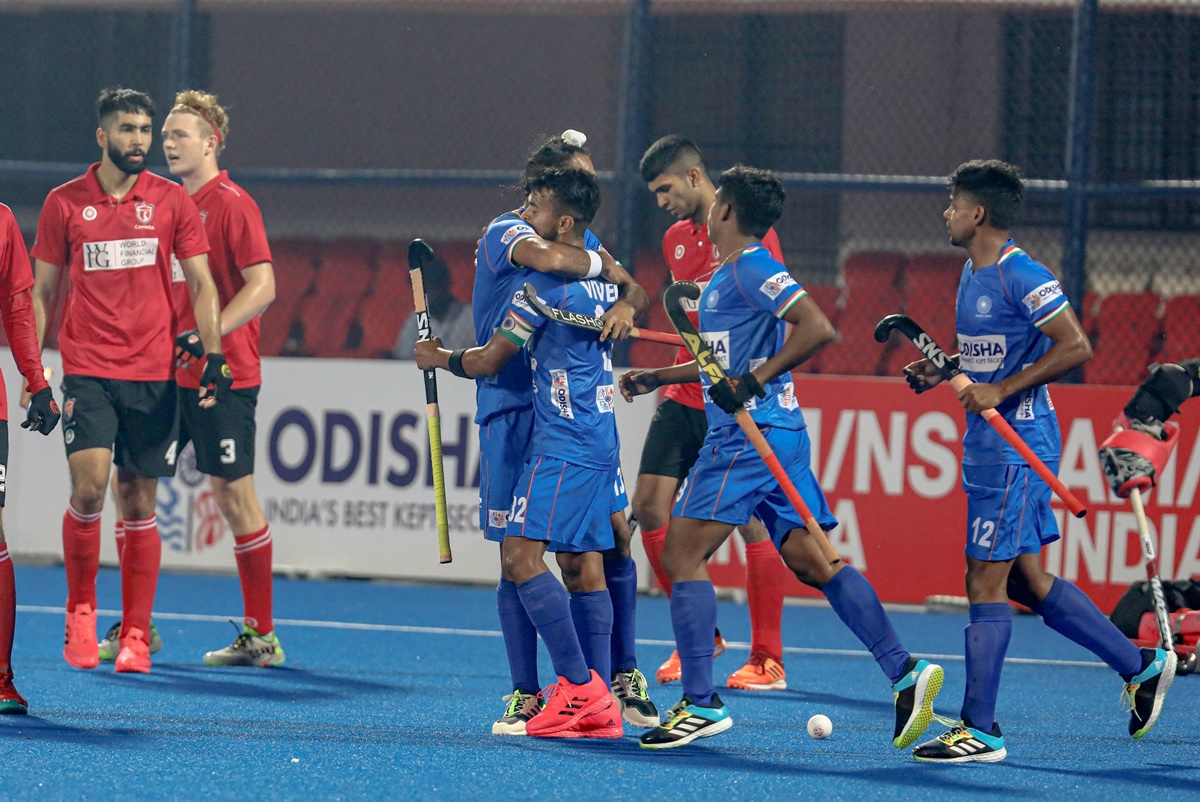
[
  {"left": 298, "top": 242, "right": 376, "bottom": 358},
  {"left": 1083, "top": 293, "right": 1162, "bottom": 386},
  {"left": 880, "top": 253, "right": 962, "bottom": 377},
  {"left": 1162, "top": 295, "right": 1200, "bottom": 366},
  {"left": 820, "top": 251, "right": 905, "bottom": 376},
  {"left": 795, "top": 284, "right": 839, "bottom": 374}
]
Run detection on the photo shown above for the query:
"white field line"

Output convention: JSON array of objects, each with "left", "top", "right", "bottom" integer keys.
[{"left": 17, "top": 604, "right": 1107, "bottom": 669}]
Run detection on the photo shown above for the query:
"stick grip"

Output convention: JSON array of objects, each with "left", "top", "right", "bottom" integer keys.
[
  {"left": 426, "top": 403, "right": 452, "bottom": 564},
  {"left": 630, "top": 327, "right": 685, "bottom": 346},
  {"left": 947, "top": 374, "right": 1087, "bottom": 518}
]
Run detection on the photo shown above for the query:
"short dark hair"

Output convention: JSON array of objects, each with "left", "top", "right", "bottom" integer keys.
[
  {"left": 948, "top": 159, "right": 1023, "bottom": 229},
  {"left": 716, "top": 165, "right": 784, "bottom": 238},
  {"left": 639, "top": 135, "right": 705, "bottom": 184},
  {"left": 96, "top": 87, "right": 157, "bottom": 127},
  {"left": 525, "top": 168, "right": 601, "bottom": 228},
  {"left": 523, "top": 135, "right": 590, "bottom": 184}
]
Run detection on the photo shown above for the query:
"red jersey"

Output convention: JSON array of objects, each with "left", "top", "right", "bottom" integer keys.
[
  {"left": 172, "top": 172, "right": 272, "bottom": 390},
  {"left": 31, "top": 164, "right": 208, "bottom": 381},
  {"left": 0, "top": 204, "right": 50, "bottom": 419},
  {"left": 660, "top": 220, "right": 784, "bottom": 409}
]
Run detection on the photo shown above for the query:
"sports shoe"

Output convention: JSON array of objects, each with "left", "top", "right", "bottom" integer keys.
[
  {"left": 63, "top": 603, "right": 99, "bottom": 670},
  {"left": 526, "top": 670, "right": 618, "bottom": 739},
  {"left": 99, "top": 620, "right": 163, "bottom": 662},
  {"left": 0, "top": 673, "right": 28, "bottom": 715},
  {"left": 892, "top": 658, "right": 944, "bottom": 748},
  {"left": 726, "top": 651, "right": 787, "bottom": 690},
  {"left": 639, "top": 694, "right": 733, "bottom": 749},
  {"left": 492, "top": 689, "right": 542, "bottom": 736},
  {"left": 203, "top": 624, "right": 286, "bottom": 667},
  {"left": 655, "top": 633, "right": 728, "bottom": 684},
  {"left": 1123, "top": 647, "right": 1177, "bottom": 739},
  {"left": 913, "top": 721, "right": 1007, "bottom": 763},
  {"left": 115, "top": 627, "right": 152, "bottom": 674},
  {"left": 611, "top": 668, "right": 660, "bottom": 728}
]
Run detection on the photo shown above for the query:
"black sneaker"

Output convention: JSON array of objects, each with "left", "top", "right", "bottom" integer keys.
[
  {"left": 1123, "top": 647, "right": 1177, "bottom": 738},
  {"left": 913, "top": 721, "right": 1007, "bottom": 763},
  {"left": 492, "top": 689, "right": 542, "bottom": 736},
  {"left": 611, "top": 668, "right": 660, "bottom": 729},
  {"left": 639, "top": 694, "right": 732, "bottom": 750},
  {"left": 892, "top": 658, "right": 944, "bottom": 748}
]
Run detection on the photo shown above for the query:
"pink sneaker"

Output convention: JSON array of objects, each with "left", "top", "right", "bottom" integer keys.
[
  {"left": 115, "top": 627, "right": 152, "bottom": 674},
  {"left": 63, "top": 603, "right": 99, "bottom": 670}
]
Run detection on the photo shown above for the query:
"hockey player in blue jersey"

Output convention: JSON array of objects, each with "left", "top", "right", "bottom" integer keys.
[
  {"left": 417, "top": 167, "right": 640, "bottom": 739},
  {"left": 446, "top": 134, "right": 654, "bottom": 735},
  {"left": 902, "top": 160, "right": 1176, "bottom": 763},
  {"left": 619, "top": 165, "right": 943, "bottom": 751}
]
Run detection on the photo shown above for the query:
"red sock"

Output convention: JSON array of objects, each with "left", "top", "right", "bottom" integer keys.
[
  {"left": 120, "top": 516, "right": 161, "bottom": 643},
  {"left": 114, "top": 519, "right": 126, "bottom": 571},
  {"left": 0, "top": 547, "right": 14, "bottom": 675},
  {"left": 233, "top": 525, "right": 274, "bottom": 634},
  {"left": 63, "top": 505, "right": 102, "bottom": 612},
  {"left": 642, "top": 524, "right": 672, "bottom": 598},
  {"left": 745, "top": 539, "right": 786, "bottom": 661}
]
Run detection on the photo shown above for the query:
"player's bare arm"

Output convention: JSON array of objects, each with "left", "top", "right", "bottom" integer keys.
[
  {"left": 414, "top": 331, "right": 520, "bottom": 379},
  {"left": 618, "top": 361, "right": 700, "bottom": 402},
  {"left": 746, "top": 294, "right": 836, "bottom": 387},
  {"left": 511, "top": 236, "right": 607, "bottom": 278},
  {"left": 180, "top": 253, "right": 222, "bottom": 353},
  {"left": 957, "top": 307, "right": 1091, "bottom": 414},
  {"left": 219, "top": 261, "right": 275, "bottom": 336}
]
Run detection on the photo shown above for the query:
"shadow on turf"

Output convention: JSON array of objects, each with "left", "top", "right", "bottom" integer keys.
[
  {"left": 0, "top": 714, "right": 151, "bottom": 747},
  {"left": 85, "top": 663, "right": 399, "bottom": 702},
  {"left": 1007, "top": 758, "right": 1200, "bottom": 792}
]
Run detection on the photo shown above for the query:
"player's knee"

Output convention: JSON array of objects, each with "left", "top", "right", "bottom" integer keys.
[
  {"left": 501, "top": 545, "right": 540, "bottom": 585},
  {"left": 781, "top": 552, "right": 830, "bottom": 589},
  {"left": 631, "top": 496, "right": 668, "bottom": 532},
  {"left": 70, "top": 482, "right": 107, "bottom": 515}
]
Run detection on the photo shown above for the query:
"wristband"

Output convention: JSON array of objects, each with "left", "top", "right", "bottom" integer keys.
[
  {"left": 584, "top": 250, "right": 603, "bottom": 280},
  {"left": 448, "top": 349, "right": 471, "bottom": 379}
]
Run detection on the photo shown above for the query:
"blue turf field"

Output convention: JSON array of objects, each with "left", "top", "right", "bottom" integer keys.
[{"left": 2, "top": 565, "right": 1197, "bottom": 800}]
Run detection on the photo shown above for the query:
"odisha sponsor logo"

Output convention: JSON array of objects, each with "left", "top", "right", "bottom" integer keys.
[
  {"left": 960, "top": 340, "right": 1005, "bottom": 358},
  {"left": 1024, "top": 281, "right": 1062, "bottom": 311}
]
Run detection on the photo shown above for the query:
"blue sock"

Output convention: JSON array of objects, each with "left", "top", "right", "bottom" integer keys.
[
  {"left": 961, "top": 602, "right": 1012, "bottom": 731},
  {"left": 671, "top": 580, "right": 718, "bottom": 706},
  {"left": 822, "top": 566, "right": 910, "bottom": 684},
  {"left": 604, "top": 556, "right": 638, "bottom": 674},
  {"left": 570, "top": 591, "right": 614, "bottom": 683},
  {"left": 516, "top": 572, "right": 590, "bottom": 686},
  {"left": 1034, "top": 576, "right": 1143, "bottom": 679},
  {"left": 496, "top": 579, "right": 539, "bottom": 692}
]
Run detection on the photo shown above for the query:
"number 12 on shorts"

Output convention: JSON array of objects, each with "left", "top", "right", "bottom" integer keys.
[{"left": 970, "top": 517, "right": 995, "bottom": 548}]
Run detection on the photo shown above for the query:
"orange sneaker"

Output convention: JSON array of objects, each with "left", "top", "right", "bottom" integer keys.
[
  {"left": 726, "top": 651, "right": 787, "bottom": 690},
  {"left": 115, "top": 627, "right": 152, "bottom": 674},
  {"left": 657, "top": 633, "right": 728, "bottom": 684},
  {"left": 63, "top": 603, "right": 99, "bottom": 670},
  {"left": 0, "top": 673, "right": 28, "bottom": 715},
  {"left": 526, "top": 670, "right": 615, "bottom": 738}
]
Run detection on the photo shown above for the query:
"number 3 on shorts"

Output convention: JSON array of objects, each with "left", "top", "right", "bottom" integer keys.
[
  {"left": 970, "top": 517, "right": 995, "bottom": 547},
  {"left": 220, "top": 438, "right": 236, "bottom": 465}
]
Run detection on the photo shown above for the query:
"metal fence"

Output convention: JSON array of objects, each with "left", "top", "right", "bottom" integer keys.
[{"left": 1, "top": 0, "right": 1197, "bottom": 377}]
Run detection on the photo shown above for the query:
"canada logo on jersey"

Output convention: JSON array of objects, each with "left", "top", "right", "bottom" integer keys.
[{"left": 135, "top": 202, "right": 155, "bottom": 224}]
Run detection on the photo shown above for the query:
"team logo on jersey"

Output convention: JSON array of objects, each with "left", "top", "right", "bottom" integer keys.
[
  {"left": 135, "top": 202, "right": 155, "bottom": 224},
  {"left": 674, "top": 244, "right": 685, "bottom": 260},
  {"left": 512, "top": 290, "right": 534, "bottom": 315},
  {"left": 82, "top": 238, "right": 158, "bottom": 271},
  {"left": 82, "top": 206, "right": 97, "bottom": 221},
  {"left": 596, "top": 384, "right": 614, "bottom": 413},
  {"left": 975, "top": 295, "right": 993, "bottom": 315},
  {"left": 199, "top": 210, "right": 209, "bottom": 225},
  {"left": 759, "top": 271, "right": 795, "bottom": 301},
  {"left": 1022, "top": 280, "right": 1063, "bottom": 314},
  {"left": 487, "top": 509, "right": 509, "bottom": 530},
  {"left": 501, "top": 223, "right": 534, "bottom": 245},
  {"left": 958, "top": 334, "right": 1007, "bottom": 371},
  {"left": 550, "top": 369, "right": 574, "bottom": 419},
  {"left": 706, "top": 289, "right": 720, "bottom": 309}
]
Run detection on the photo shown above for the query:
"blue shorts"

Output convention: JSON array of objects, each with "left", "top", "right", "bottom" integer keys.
[
  {"left": 962, "top": 462, "right": 1061, "bottom": 562},
  {"left": 610, "top": 466, "right": 629, "bottom": 516},
  {"left": 506, "top": 456, "right": 617, "bottom": 554},
  {"left": 673, "top": 425, "right": 838, "bottom": 549},
  {"left": 478, "top": 408, "right": 534, "bottom": 542}
]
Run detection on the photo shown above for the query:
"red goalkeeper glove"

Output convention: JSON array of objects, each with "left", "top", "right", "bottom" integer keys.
[{"left": 1098, "top": 414, "right": 1180, "bottom": 498}]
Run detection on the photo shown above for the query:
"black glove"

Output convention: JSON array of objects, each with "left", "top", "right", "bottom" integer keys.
[
  {"left": 707, "top": 372, "right": 766, "bottom": 415},
  {"left": 199, "top": 354, "right": 233, "bottom": 402},
  {"left": 22, "top": 387, "right": 60, "bottom": 435},
  {"left": 175, "top": 329, "right": 205, "bottom": 370}
]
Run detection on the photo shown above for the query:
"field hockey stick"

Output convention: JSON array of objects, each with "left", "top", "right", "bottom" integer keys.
[
  {"left": 408, "top": 239, "right": 452, "bottom": 564},
  {"left": 664, "top": 281, "right": 842, "bottom": 565},
  {"left": 874, "top": 313, "right": 1087, "bottom": 518},
  {"left": 522, "top": 282, "right": 684, "bottom": 346},
  {"left": 1128, "top": 485, "right": 1174, "bottom": 651}
]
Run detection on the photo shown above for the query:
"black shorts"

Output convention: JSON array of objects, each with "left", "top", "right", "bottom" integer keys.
[
  {"left": 0, "top": 422, "right": 9, "bottom": 507},
  {"left": 178, "top": 385, "right": 259, "bottom": 480},
  {"left": 637, "top": 398, "right": 710, "bottom": 480},
  {"left": 60, "top": 375, "right": 179, "bottom": 477}
]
